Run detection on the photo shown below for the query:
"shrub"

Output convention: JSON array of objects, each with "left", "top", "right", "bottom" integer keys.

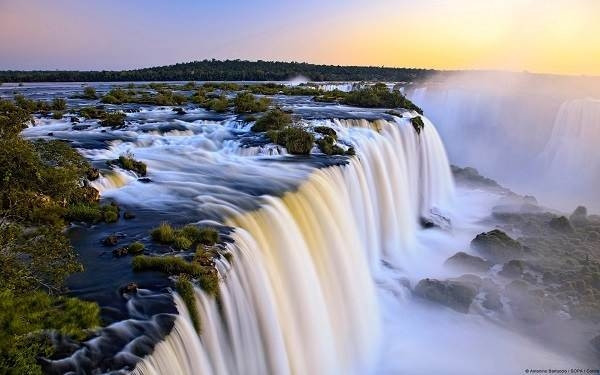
[
  {"left": 181, "top": 225, "right": 219, "bottom": 245},
  {"left": 151, "top": 222, "right": 176, "bottom": 243},
  {"left": 183, "top": 81, "right": 197, "bottom": 90},
  {"left": 410, "top": 116, "right": 425, "bottom": 134},
  {"left": 51, "top": 98, "right": 67, "bottom": 111},
  {"left": 133, "top": 255, "right": 201, "bottom": 275},
  {"left": 101, "top": 203, "right": 119, "bottom": 223},
  {"left": 112, "top": 152, "right": 147, "bottom": 176},
  {"left": 127, "top": 241, "right": 145, "bottom": 255},
  {"left": 83, "top": 86, "right": 97, "bottom": 99},
  {"left": 233, "top": 92, "right": 271, "bottom": 113},
  {"left": 207, "top": 96, "right": 229, "bottom": 113},
  {"left": 79, "top": 106, "right": 106, "bottom": 119},
  {"left": 251, "top": 108, "right": 292, "bottom": 132},
  {"left": 173, "top": 235, "right": 193, "bottom": 250},
  {"left": 175, "top": 275, "right": 201, "bottom": 333},
  {"left": 52, "top": 111, "right": 63, "bottom": 120},
  {"left": 281, "top": 127, "right": 314, "bottom": 155},
  {"left": 316, "top": 135, "right": 345, "bottom": 155},
  {"left": 65, "top": 204, "right": 103, "bottom": 223},
  {"left": 100, "top": 112, "right": 126, "bottom": 127}
]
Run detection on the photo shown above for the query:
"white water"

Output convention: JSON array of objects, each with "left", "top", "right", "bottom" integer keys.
[
  {"left": 409, "top": 83, "right": 600, "bottom": 212},
  {"left": 130, "top": 116, "right": 581, "bottom": 374}
]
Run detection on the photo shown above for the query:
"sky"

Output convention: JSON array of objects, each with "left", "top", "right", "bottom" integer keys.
[{"left": 1, "top": 0, "right": 599, "bottom": 76}]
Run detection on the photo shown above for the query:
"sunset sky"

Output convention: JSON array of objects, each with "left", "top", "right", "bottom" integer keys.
[{"left": 1, "top": 0, "right": 599, "bottom": 76}]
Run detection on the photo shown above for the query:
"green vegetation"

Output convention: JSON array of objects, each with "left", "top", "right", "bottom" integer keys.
[
  {"left": 127, "top": 241, "right": 145, "bottom": 255},
  {"left": 0, "top": 96, "right": 101, "bottom": 373},
  {"left": 0, "top": 59, "right": 434, "bottom": 82},
  {"left": 251, "top": 108, "right": 292, "bottom": 132},
  {"left": 206, "top": 95, "right": 230, "bottom": 113},
  {"left": 99, "top": 111, "right": 126, "bottom": 127},
  {"left": 316, "top": 83, "right": 423, "bottom": 113},
  {"left": 65, "top": 203, "right": 120, "bottom": 224},
  {"left": 267, "top": 126, "right": 315, "bottom": 155},
  {"left": 151, "top": 222, "right": 219, "bottom": 250},
  {"left": 82, "top": 86, "right": 97, "bottom": 99},
  {"left": 101, "top": 87, "right": 187, "bottom": 106},
  {"left": 233, "top": 92, "right": 271, "bottom": 113},
  {"left": 132, "top": 255, "right": 219, "bottom": 296},
  {"left": 410, "top": 116, "right": 425, "bottom": 134},
  {"left": 313, "top": 126, "right": 337, "bottom": 138},
  {"left": 52, "top": 111, "right": 63, "bottom": 120},
  {"left": 51, "top": 98, "right": 67, "bottom": 111},
  {"left": 109, "top": 152, "right": 147, "bottom": 176},
  {"left": 175, "top": 275, "right": 201, "bottom": 333},
  {"left": 316, "top": 135, "right": 345, "bottom": 155},
  {"left": 79, "top": 106, "right": 107, "bottom": 119}
]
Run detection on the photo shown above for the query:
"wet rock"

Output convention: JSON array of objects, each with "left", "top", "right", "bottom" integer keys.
[
  {"left": 72, "top": 124, "right": 88, "bottom": 131},
  {"left": 172, "top": 107, "right": 187, "bottom": 115},
  {"left": 70, "top": 116, "right": 80, "bottom": 123},
  {"left": 470, "top": 229, "right": 523, "bottom": 263},
  {"left": 570, "top": 206, "right": 588, "bottom": 225},
  {"left": 112, "top": 247, "right": 128, "bottom": 257},
  {"left": 123, "top": 211, "right": 136, "bottom": 220},
  {"left": 591, "top": 335, "right": 600, "bottom": 353},
  {"left": 86, "top": 167, "right": 100, "bottom": 181},
  {"left": 414, "top": 278, "right": 478, "bottom": 313},
  {"left": 444, "top": 251, "right": 492, "bottom": 273},
  {"left": 47, "top": 132, "right": 54, "bottom": 136},
  {"left": 102, "top": 235, "right": 119, "bottom": 246},
  {"left": 120, "top": 282, "right": 138, "bottom": 295},
  {"left": 78, "top": 185, "right": 100, "bottom": 203},
  {"left": 482, "top": 291, "right": 503, "bottom": 311},
  {"left": 420, "top": 217, "right": 435, "bottom": 229},
  {"left": 138, "top": 178, "right": 152, "bottom": 183},
  {"left": 498, "top": 260, "right": 525, "bottom": 278},
  {"left": 548, "top": 216, "right": 574, "bottom": 233}
]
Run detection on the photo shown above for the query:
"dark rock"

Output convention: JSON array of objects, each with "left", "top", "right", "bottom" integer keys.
[
  {"left": 570, "top": 206, "right": 588, "bottom": 225},
  {"left": 482, "top": 292, "right": 503, "bottom": 311},
  {"left": 47, "top": 132, "right": 54, "bottom": 136},
  {"left": 102, "top": 235, "right": 119, "bottom": 246},
  {"left": 413, "top": 278, "right": 478, "bottom": 313},
  {"left": 112, "top": 247, "right": 128, "bottom": 257},
  {"left": 548, "top": 216, "right": 574, "bottom": 233},
  {"left": 72, "top": 124, "right": 88, "bottom": 131},
  {"left": 138, "top": 178, "right": 152, "bottom": 183},
  {"left": 123, "top": 211, "right": 136, "bottom": 220},
  {"left": 70, "top": 116, "right": 80, "bottom": 123},
  {"left": 498, "top": 260, "right": 525, "bottom": 278},
  {"left": 172, "top": 107, "right": 187, "bottom": 115},
  {"left": 78, "top": 185, "right": 100, "bottom": 203},
  {"left": 86, "top": 167, "right": 100, "bottom": 181},
  {"left": 444, "top": 252, "right": 492, "bottom": 273},
  {"left": 470, "top": 229, "right": 522, "bottom": 263},
  {"left": 420, "top": 217, "right": 435, "bottom": 229},
  {"left": 120, "top": 282, "right": 138, "bottom": 295}
]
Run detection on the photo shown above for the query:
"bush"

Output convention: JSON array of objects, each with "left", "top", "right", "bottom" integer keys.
[
  {"left": 251, "top": 108, "right": 292, "bottom": 132},
  {"left": 64, "top": 203, "right": 119, "bottom": 224},
  {"left": 280, "top": 127, "right": 314, "bottom": 155},
  {"left": 132, "top": 255, "right": 203, "bottom": 277},
  {"left": 173, "top": 235, "right": 193, "bottom": 250},
  {"left": 52, "top": 111, "right": 63, "bottom": 120},
  {"left": 181, "top": 225, "right": 219, "bottom": 246},
  {"left": 111, "top": 152, "right": 147, "bottom": 176},
  {"left": 100, "top": 112, "right": 126, "bottom": 128},
  {"left": 79, "top": 106, "right": 106, "bottom": 119},
  {"left": 127, "top": 241, "right": 145, "bottom": 255},
  {"left": 175, "top": 275, "right": 201, "bottom": 333},
  {"left": 206, "top": 96, "right": 229, "bottom": 113},
  {"left": 313, "top": 126, "right": 337, "bottom": 138},
  {"left": 151, "top": 223, "right": 219, "bottom": 248},
  {"left": 316, "top": 135, "right": 345, "bottom": 155},
  {"left": 83, "top": 86, "right": 97, "bottom": 99},
  {"left": 51, "top": 98, "right": 67, "bottom": 111},
  {"left": 233, "top": 92, "right": 271, "bottom": 113},
  {"left": 410, "top": 116, "right": 425, "bottom": 134}
]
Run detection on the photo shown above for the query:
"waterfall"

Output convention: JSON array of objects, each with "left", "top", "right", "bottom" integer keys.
[{"left": 132, "top": 116, "right": 454, "bottom": 375}]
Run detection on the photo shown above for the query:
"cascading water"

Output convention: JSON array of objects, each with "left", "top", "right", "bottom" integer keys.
[{"left": 131, "top": 116, "right": 455, "bottom": 375}]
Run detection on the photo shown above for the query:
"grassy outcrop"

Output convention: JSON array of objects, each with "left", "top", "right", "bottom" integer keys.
[
  {"left": 233, "top": 92, "right": 270, "bottom": 113},
  {"left": 267, "top": 127, "right": 314, "bottom": 155},
  {"left": 151, "top": 222, "right": 219, "bottom": 250},
  {"left": 108, "top": 152, "right": 147, "bottom": 176},
  {"left": 315, "top": 83, "right": 423, "bottom": 113},
  {"left": 175, "top": 275, "right": 201, "bottom": 333},
  {"left": 251, "top": 108, "right": 292, "bottom": 132}
]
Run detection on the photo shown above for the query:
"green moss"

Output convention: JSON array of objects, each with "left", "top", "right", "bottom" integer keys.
[
  {"left": 64, "top": 203, "right": 119, "bottom": 224},
  {"left": 316, "top": 135, "right": 345, "bottom": 155},
  {"left": 173, "top": 235, "right": 193, "bottom": 250},
  {"left": 175, "top": 275, "right": 201, "bottom": 333},
  {"left": 410, "top": 116, "right": 425, "bottom": 134},
  {"left": 110, "top": 152, "right": 147, "bottom": 176},
  {"left": 151, "top": 223, "right": 219, "bottom": 248},
  {"left": 133, "top": 255, "right": 202, "bottom": 275},
  {"left": 251, "top": 108, "right": 292, "bottom": 132}
]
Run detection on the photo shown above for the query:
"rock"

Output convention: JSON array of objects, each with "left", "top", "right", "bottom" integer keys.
[
  {"left": 72, "top": 124, "right": 88, "bottom": 131},
  {"left": 470, "top": 229, "right": 522, "bottom": 263},
  {"left": 444, "top": 252, "right": 492, "bottom": 273},
  {"left": 86, "top": 167, "right": 100, "bottom": 181},
  {"left": 112, "top": 247, "right": 128, "bottom": 257},
  {"left": 570, "top": 206, "right": 588, "bottom": 225},
  {"left": 172, "top": 107, "right": 187, "bottom": 115},
  {"left": 70, "top": 116, "right": 80, "bottom": 123},
  {"left": 498, "top": 260, "right": 525, "bottom": 278},
  {"left": 102, "top": 235, "right": 119, "bottom": 246},
  {"left": 482, "top": 292, "right": 503, "bottom": 311},
  {"left": 138, "top": 178, "right": 152, "bottom": 183},
  {"left": 413, "top": 278, "right": 478, "bottom": 313},
  {"left": 548, "top": 216, "right": 574, "bottom": 233},
  {"left": 420, "top": 217, "right": 435, "bottom": 229},
  {"left": 120, "top": 282, "right": 138, "bottom": 295},
  {"left": 47, "top": 132, "right": 54, "bottom": 136},
  {"left": 123, "top": 211, "right": 136, "bottom": 220}
]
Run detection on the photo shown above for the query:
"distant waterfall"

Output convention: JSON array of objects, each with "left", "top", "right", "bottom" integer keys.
[{"left": 132, "top": 117, "right": 454, "bottom": 375}]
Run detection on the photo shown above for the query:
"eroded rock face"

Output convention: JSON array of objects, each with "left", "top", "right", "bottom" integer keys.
[
  {"left": 414, "top": 278, "right": 478, "bottom": 313},
  {"left": 445, "top": 252, "right": 492, "bottom": 273},
  {"left": 570, "top": 206, "right": 588, "bottom": 225},
  {"left": 498, "top": 260, "right": 525, "bottom": 278},
  {"left": 470, "top": 229, "right": 523, "bottom": 264},
  {"left": 548, "top": 216, "right": 574, "bottom": 233}
]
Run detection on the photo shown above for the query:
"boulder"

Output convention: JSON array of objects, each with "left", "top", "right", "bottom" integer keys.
[
  {"left": 570, "top": 206, "right": 588, "bottom": 225},
  {"left": 498, "top": 260, "right": 525, "bottom": 278},
  {"left": 112, "top": 247, "right": 128, "bottom": 257},
  {"left": 444, "top": 252, "right": 492, "bottom": 273},
  {"left": 120, "top": 282, "right": 138, "bottom": 295},
  {"left": 414, "top": 278, "right": 478, "bottom": 313},
  {"left": 123, "top": 211, "right": 136, "bottom": 220},
  {"left": 102, "top": 235, "right": 119, "bottom": 246},
  {"left": 548, "top": 216, "right": 574, "bottom": 233},
  {"left": 482, "top": 292, "right": 503, "bottom": 311},
  {"left": 86, "top": 168, "right": 100, "bottom": 181},
  {"left": 77, "top": 186, "right": 100, "bottom": 203},
  {"left": 470, "top": 229, "right": 522, "bottom": 263}
]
